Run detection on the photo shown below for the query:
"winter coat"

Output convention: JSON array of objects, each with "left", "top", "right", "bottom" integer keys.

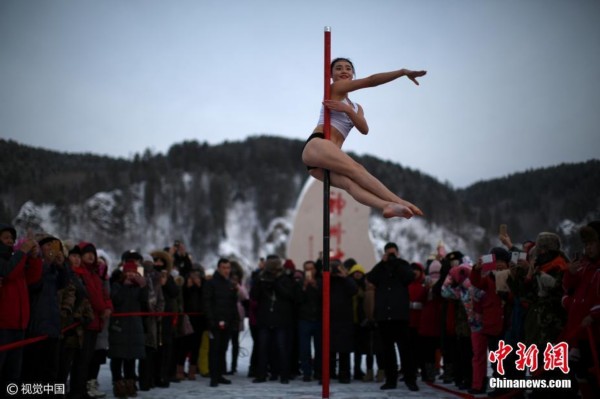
[
  {"left": 366, "top": 257, "right": 414, "bottom": 322},
  {"left": 0, "top": 247, "right": 43, "bottom": 330},
  {"left": 417, "top": 287, "right": 443, "bottom": 337},
  {"left": 470, "top": 267, "right": 504, "bottom": 336},
  {"left": 235, "top": 283, "right": 249, "bottom": 331},
  {"left": 142, "top": 266, "right": 164, "bottom": 349},
  {"left": 108, "top": 274, "right": 148, "bottom": 360},
  {"left": 204, "top": 271, "right": 239, "bottom": 331},
  {"left": 183, "top": 281, "right": 207, "bottom": 334},
  {"left": 562, "top": 255, "right": 600, "bottom": 344},
  {"left": 59, "top": 267, "right": 94, "bottom": 348},
  {"left": 330, "top": 275, "right": 358, "bottom": 353},
  {"left": 27, "top": 261, "right": 69, "bottom": 338},
  {"left": 250, "top": 271, "right": 296, "bottom": 329},
  {"left": 80, "top": 261, "right": 113, "bottom": 332},
  {"left": 522, "top": 253, "right": 568, "bottom": 346},
  {"left": 408, "top": 267, "right": 427, "bottom": 329},
  {"left": 297, "top": 277, "right": 322, "bottom": 322}
]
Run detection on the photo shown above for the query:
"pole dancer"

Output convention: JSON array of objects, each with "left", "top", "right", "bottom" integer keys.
[{"left": 301, "top": 47, "right": 427, "bottom": 220}]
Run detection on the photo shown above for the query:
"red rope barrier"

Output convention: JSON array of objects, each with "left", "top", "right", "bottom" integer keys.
[{"left": 0, "top": 311, "right": 203, "bottom": 353}]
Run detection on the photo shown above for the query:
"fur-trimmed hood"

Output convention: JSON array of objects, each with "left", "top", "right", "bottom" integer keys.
[{"left": 150, "top": 250, "right": 173, "bottom": 273}]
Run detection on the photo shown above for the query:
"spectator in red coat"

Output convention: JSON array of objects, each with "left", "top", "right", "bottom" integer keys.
[
  {"left": 67, "top": 242, "right": 113, "bottom": 399},
  {"left": 0, "top": 224, "right": 42, "bottom": 389},
  {"left": 562, "top": 221, "right": 600, "bottom": 396}
]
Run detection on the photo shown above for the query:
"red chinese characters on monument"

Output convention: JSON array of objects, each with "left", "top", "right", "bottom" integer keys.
[
  {"left": 329, "top": 192, "right": 346, "bottom": 216},
  {"left": 489, "top": 340, "right": 570, "bottom": 375},
  {"left": 329, "top": 192, "right": 346, "bottom": 259}
]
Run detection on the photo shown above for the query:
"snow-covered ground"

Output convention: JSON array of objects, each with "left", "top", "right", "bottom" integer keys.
[{"left": 96, "top": 329, "right": 461, "bottom": 399}]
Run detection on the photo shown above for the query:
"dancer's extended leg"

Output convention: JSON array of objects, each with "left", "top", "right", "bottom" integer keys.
[
  {"left": 310, "top": 170, "right": 413, "bottom": 219},
  {"left": 303, "top": 139, "right": 423, "bottom": 216}
]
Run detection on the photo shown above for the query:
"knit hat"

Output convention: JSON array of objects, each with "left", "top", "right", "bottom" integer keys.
[
  {"left": 580, "top": 221, "right": 600, "bottom": 243},
  {"left": 79, "top": 241, "right": 97, "bottom": 255},
  {"left": 349, "top": 264, "right": 366, "bottom": 275},
  {"left": 68, "top": 245, "right": 82, "bottom": 256},
  {"left": 535, "top": 232, "right": 561, "bottom": 253},
  {"left": 121, "top": 249, "right": 143, "bottom": 262},
  {"left": 283, "top": 259, "right": 296, "bottom": 272},
  {"left": 490, "top": 247, "right": 511, "bottom": 264}
]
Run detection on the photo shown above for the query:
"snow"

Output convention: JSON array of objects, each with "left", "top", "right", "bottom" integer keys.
[{"left": 96, "top": 329, "right": 459, "bottom": 399}]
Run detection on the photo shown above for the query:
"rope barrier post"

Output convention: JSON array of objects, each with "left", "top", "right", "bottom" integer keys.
[{"left": 322, "top": 25, "right": 332, "bottom": 399}]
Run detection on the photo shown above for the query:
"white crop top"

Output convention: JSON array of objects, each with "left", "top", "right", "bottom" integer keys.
[{"left": 317, "top": 98, "right": 359, "bottom": 139}]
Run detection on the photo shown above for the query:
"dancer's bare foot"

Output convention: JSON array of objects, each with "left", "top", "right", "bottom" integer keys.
[
  {"left": 383, "top": 203, "right": 414, "bottom": 219},
  {"left": 399, "top": 200, "right": 424, "bottom": 217}
]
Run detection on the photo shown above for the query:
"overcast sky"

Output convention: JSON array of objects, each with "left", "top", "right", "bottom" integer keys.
[{"left": 1, "top": 0, "right": 599, "bottom": 188}]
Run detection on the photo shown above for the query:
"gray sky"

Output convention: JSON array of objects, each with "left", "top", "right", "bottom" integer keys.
[{"left": 1, "top": 0, "right": 599, "bottom": 188}]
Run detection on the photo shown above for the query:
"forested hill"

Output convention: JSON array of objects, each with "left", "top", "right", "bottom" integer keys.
[{"left": 1, "top": 137, "right": 598, "bottom": 257}]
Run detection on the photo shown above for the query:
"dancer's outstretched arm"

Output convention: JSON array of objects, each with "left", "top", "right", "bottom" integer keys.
[{"left": 332, "top": 69, "right": 426, "bottom": 94}]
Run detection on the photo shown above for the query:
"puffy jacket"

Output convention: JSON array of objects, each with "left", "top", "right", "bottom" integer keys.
[
  {"left": 470, "top": 267, "right": 504, "bottom": 336},
  {"left": 0, "top": 248, "right": 43, "bottom": 329}
]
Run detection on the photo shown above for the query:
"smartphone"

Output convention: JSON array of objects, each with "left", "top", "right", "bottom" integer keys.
[
  {"left": 511, "top": 252, "right": 528, "bottom": 263},
  {"left": 511, "top": 252, "right": 519, "bottom": 264},
  {"left": 499, "top": 224, "right": 508, "bottom": 236},
  {"left": 305, "top": 270, "right": 312, "bottom": 280},
  {"left": 481, "top": 254, "right": 496, "bottom": 272}
]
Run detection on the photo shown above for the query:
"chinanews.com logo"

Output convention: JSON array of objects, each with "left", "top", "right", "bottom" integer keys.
[{"left": 488, "top": 340, "right": 572, "bottom": 389}]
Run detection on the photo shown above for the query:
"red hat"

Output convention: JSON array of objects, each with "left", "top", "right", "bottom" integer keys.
[{"left": 283, "top": 259, "right": 296, "bottom": 271}]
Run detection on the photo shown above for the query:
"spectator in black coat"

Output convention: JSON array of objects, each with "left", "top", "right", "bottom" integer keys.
[
  {"left": 366, "top": 242, "right": 418, "bottom": 391},
  {"left": 203, "top": 258, "right": 239, "bottom": 387},
  {"left": 329, "top": 258, "right": 358, "bottom": 383},
  {"left": 250, "top": 256, "right": 298, "bottom": 384}
]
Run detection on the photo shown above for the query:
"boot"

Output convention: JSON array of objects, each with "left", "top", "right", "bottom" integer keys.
[
  {"left": 188, "top": 365, "right": 197, "bottom": 380},
  {"left": 125, "top": 379, "right": 138, "bottom": 397},
  {"left": 375, "top": 369, "right": 385, "bottom": 382},
  {"left": 176, "top": 365, "right": 186, "bottom": 381},
  {"left": 86, "top": 379, "right": 106, "bottom": 398},
  {"left": 112, "top": 380, "right": 127, "bottom": 399},
  {"left": 362, "top": 369, "right": 374, "bottom": 382}
]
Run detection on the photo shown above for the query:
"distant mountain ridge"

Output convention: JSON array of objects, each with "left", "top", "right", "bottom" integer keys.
[{"left": 1, "top": 137, "right": 598, "bottom": 268}]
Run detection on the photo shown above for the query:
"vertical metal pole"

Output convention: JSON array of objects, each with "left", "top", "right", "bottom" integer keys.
[{"left": 322, "top": 25, "right": 331, "bottom": 399}]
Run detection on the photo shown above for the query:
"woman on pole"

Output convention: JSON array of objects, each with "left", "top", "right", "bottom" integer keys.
[{"left": 302, "top": 58, "right": 426, "bottom": 219}]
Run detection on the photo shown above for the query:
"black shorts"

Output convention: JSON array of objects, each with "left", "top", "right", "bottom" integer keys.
[{"left": 303, "top": 132, "right": 325, "bottom": 171}]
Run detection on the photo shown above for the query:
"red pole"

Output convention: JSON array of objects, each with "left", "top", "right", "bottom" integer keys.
[{"left": 322, "top": 25, "right": 331, "bottom": 399}]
